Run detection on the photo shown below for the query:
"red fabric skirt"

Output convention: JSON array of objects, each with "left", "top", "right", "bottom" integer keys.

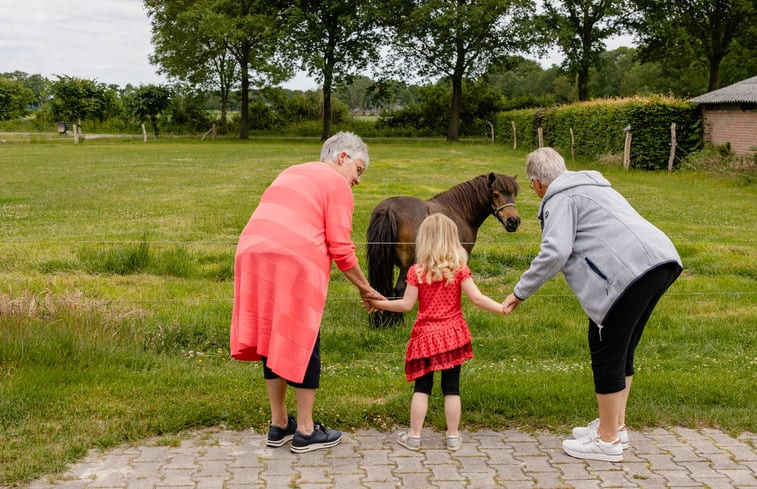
[{"left": 405, "top": 342, "right": 472, "bottom": 381}]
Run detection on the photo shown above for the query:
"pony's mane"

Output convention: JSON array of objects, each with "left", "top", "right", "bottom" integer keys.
[{"left": 430, "top": 174, "right": 517, "bottom": 214}]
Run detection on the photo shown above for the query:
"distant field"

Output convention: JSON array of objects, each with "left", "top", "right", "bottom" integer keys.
[{"left": 0, "top": 138, "right": 755, "bottom": 485}]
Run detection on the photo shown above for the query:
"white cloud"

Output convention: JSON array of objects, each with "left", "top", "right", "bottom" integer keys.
[{"left": 0, "top": 0, "right": 166, "bottom": 87}]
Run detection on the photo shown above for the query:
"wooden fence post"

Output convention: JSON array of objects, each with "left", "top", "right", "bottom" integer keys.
[
  {"left": 623, "top": 129, "right": 632, "bottom": 170},
  {"left": 537, "top": 126, "right": 544, "bottom": 148},
  {"left": 201, "top": 124, "right": 217, "bottom": 142},
  {"left": 511, "top": 121, "right": 517, "bottom": 150},
  {"left": 569, "top": 128, "right": 575, "bottom": 161},
  {"left": 668, "top": 122, "right": 677, "bottom": 172}
]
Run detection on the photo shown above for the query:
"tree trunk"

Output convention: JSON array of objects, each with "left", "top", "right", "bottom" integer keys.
[
  {"left": 321, "top": 44, "right": 335, "bottom": 141},
  {"left": 577, "top": 67, "right": 590, "bottom": 101},
  {"left": 220, "top": 85, "right": 229, "bottom": 125},
  {"left": 322, "top": 69, "right": 333, "bottom": 141},
  {"left": 707, "top": 56, "right": 722, "bottom": 92},
  {"left": 239, "top": 52, "right": 250, "bottom": 140},
  {"left": 447, "top": 73, "right": 463, "bottom": 142},
  {"left": 151, "top": 117, "right": 159, "bottom": 138}
]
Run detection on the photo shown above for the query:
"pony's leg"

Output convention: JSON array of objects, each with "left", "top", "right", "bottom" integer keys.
[{"left": 394, "top": 267, "right": 409, "bottom": 299}]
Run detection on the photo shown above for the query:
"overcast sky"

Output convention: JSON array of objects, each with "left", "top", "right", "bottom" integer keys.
[{"left": 1, "top": 0, "right": 632, "bottom": 91}]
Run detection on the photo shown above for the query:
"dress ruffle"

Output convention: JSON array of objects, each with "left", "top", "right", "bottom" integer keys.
[
  {"left": 406, "top": 343, "right": 473, "bottom": 381},
  {"left": 406, "top": 322, "right": 472, "bottom": 361}
]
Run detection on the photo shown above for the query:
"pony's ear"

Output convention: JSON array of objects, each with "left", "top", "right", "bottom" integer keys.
[
  {"left": 488, "top": 172, "right": 496, "bottom": 182},
  {"left": 513, "top": 174, "right": 518, "bottom": 180}
]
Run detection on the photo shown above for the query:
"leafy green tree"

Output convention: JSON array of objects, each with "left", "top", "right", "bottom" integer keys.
[
  {"left": 123, "top": 84, "right": 172, "bottom": 137},
  {"left": 144, "top": 0, "right": 291, "bottom": 139},
  {"left": 0, "top": 77, "right": 35, "bottom": 120},
  {"left": 379, "top": 78, "right": 505, "bottom": 136},
  {"left": 282, "top": 0, "right": 384, "bottom": 140},
  {"left": 144, "top": 0, "right": 238, "bottom": 125},
  {"left": 1, "top": 72, "right": 50, "bottom": 109},
  {"left": 365, "top": 79, "right": 422, "bottom": 113},
  {"left": 385, "top": 0, "right": 534, "bottom": 141},
  {"left": 336, "top": 76, "right": 375, "bottom": 113},
  {"left": 167, "top": 85, "right": 213, "bottom": 133},
  {"left": 540, "top": 0, "right": 628, "bottom": 101},
  {"left": 632, "top": 0, "right": 755, "bottom": 92},
  {"left": 49, "top": 76, "right": 119, "bottom": 126}
]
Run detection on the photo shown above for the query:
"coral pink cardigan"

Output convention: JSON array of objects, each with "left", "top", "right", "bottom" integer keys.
[{"left": 230, "top": 162, "right": 358, "bottom": 383}]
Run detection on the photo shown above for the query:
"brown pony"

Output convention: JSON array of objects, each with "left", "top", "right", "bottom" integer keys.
[{"left": 366, "top": 173, "right": 520, "bottom": 327}]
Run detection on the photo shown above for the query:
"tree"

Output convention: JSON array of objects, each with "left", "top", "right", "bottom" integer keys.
[
  {"left": 144, "top": 0, "right": 238, "bottom": 126},
  {"left": 385, "top": 0, "right": 534, "bottom": 141},
  {"left": 282, "top": 0, "right": 384, "bottom": 140},
  {"left": 1, "top": 71, "right": 50, "bottom": 109},
  {"left": 0, "top": 77, "right": 34, "bottom": 120},
  {"left": 541, "top": 0, "right": 628, "bottom": 101},
  {"left": 49, "top": 76, "right": 119, "bottom": 125},
  {"left": 144, "top": 0, "right": 291, "bottom": 139},
  {"left": 632, "top": 0, "right": 755, "bottom": 92},
  {"left": 123, "top": 84, "right": 172, "bottom": 137}
]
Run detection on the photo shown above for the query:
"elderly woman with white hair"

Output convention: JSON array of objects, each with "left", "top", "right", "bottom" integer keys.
[
  {"left": 503, "top": 147, "right": 682, "bottom": 462},
  {"left": 231, "top": 132, "right": 385, "bottom": 453}
]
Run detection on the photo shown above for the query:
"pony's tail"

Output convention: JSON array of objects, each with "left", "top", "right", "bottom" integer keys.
[
  {"left": 366, "top": 206, "right": 404, "bottom": 328},
  {"left": 367, "top": 205, "right": 397, "bottom": 297}
]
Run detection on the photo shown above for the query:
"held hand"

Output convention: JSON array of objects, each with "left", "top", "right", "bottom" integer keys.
[
  {"left": 502, "top": 293, "right": 523, "bottom": 315},
  {"left": 360, "top": 288, "right": 386, "bottom": 313},
  {"left": 361, "top": 288, "right": 386, "bottom": 302}
]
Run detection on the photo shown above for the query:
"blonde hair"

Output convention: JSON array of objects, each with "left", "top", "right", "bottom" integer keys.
[{"left": 414, "top": 213, "right": 468, "bottom": 285}]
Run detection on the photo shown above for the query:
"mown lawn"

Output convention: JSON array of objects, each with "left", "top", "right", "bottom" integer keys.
[{"left": 0, "top": 138, "right": 755, "bottom": 485}]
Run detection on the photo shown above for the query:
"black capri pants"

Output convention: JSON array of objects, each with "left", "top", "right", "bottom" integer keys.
[
  {"left": 413, "top": 365, "right": 462, "bottom": 396},
  {"left": 262, "top": 335, "right": 321, "bottom": 389},
  {"left": 589, "top": 262, "right": 681, "bottom": 394}
]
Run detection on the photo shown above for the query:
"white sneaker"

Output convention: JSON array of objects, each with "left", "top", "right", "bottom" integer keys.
[
  {"left": 572, "top": 419, "right": 629, "bottom": 448},
  {"left": 563, "top": 433, "right": 623, "bottom": 462}
]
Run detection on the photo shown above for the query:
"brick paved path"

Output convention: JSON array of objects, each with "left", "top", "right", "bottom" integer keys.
[{"left": 23, "top": 427, "right": 757, "bottom": 488}]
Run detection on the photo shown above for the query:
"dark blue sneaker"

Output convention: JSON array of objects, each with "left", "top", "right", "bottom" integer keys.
[
  {"left": 266, "top": 414, "right": 296, "bottom": 447},
  {"left": 290, "top": 422, "right": 342, "bottom": 453}
]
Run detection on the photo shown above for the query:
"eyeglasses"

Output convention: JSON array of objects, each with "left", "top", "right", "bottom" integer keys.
[{"left": 346, "top": 155, "right": 365, "bottom": 176}]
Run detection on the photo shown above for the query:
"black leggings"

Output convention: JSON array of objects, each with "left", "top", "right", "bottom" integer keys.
[
  {"left": 413, "top": 365, "right": 461, "bottom": 396},
  {"left": 589, "top": 262, "right": 681, "bottom": 394}
]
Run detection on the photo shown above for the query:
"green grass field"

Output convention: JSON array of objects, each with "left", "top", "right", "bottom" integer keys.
[{"left": 1, "top": 138, "right": 755, "bottom": 485}]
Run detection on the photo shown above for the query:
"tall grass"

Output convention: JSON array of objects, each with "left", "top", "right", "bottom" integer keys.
[{"left": 0, "top": 139, "right": 755, "bottom": 485}]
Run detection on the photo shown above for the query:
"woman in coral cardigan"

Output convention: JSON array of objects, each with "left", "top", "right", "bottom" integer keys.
[{"left": 231, "top": 132, "right": 384, "bottom": 453}]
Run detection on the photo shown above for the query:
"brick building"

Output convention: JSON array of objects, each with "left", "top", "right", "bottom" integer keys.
[{"left": 689, "top": 76, "right": 757, "bottom": 156}]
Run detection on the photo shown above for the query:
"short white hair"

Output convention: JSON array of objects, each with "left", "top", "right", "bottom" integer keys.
[
  {"left": 320, "top": 131, "right": 370, "bottom": 166},
  {"left": 526, "top": 147, "right": 567, "bottom": 185}
]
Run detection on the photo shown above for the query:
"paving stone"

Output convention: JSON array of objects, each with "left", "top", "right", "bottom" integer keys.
[{"left": 15, "top": 428, "right": 755, "bottom": 489}]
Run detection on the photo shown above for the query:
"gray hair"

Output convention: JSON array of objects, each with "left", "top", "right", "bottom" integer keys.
[
  {"left": 526, "top": 147, "right": 567, "bottom": 185},
  {"left": 320, "top": 131, "right": 370, "bottom": 167}
]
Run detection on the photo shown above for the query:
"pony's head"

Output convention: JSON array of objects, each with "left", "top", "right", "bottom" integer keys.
[{"left": 488, "top": 173, "right": 520, "bottom": 232}]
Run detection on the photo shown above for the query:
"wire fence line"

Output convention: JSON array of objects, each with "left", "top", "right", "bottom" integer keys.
[
  {"left": 1, "top": 238, "right": 755, "bottom": 247},
  {"left": 23, "top": 290, "right": 754, "bottom": 306}
]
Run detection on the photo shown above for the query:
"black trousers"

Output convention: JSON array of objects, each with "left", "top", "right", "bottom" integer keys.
[
  {"left": 413, "top": 365, "right": 462, "bottom": 396},
  {"left": 589, "top": 262, "right": 681, "bottom": 394}
]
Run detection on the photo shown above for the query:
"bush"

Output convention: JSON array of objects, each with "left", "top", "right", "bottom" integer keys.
[{"left": 495, "top": 96, "right": 703, "bottom": 170}]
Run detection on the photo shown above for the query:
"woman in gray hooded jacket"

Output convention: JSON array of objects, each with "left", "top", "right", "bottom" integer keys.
[{"left": 503, "top": 147, "right": 682, "bottom": 462}]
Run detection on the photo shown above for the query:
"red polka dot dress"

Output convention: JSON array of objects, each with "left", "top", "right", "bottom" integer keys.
[{"left": 404, "top": 264, "right": 473, "bottom": 382}]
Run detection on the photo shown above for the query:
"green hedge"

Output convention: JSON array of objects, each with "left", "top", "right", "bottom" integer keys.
[{"left": 495, "top": 96, "right": 702, "bottom": 170}]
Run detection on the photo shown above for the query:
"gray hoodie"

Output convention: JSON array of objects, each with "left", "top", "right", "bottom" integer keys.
[{"left": 513, "top": 170, "right": 682, "bottom": 325}]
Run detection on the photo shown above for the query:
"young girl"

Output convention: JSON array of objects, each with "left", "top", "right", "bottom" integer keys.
[{"left": 366, "top": 213, "right": 505, "bottom": 451}]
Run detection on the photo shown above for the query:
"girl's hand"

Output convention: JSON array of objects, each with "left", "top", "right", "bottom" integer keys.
[
  {"left": 360, "top": 297, "right": 379, "bottom": 313},
  {"left": 502, "top": 293, "right": 522, "bottom": 315}
]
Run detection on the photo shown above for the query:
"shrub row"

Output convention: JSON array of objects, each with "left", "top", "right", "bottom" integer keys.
[{"left": 495, "top": 96, "right": 702, "bottom": 170}]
